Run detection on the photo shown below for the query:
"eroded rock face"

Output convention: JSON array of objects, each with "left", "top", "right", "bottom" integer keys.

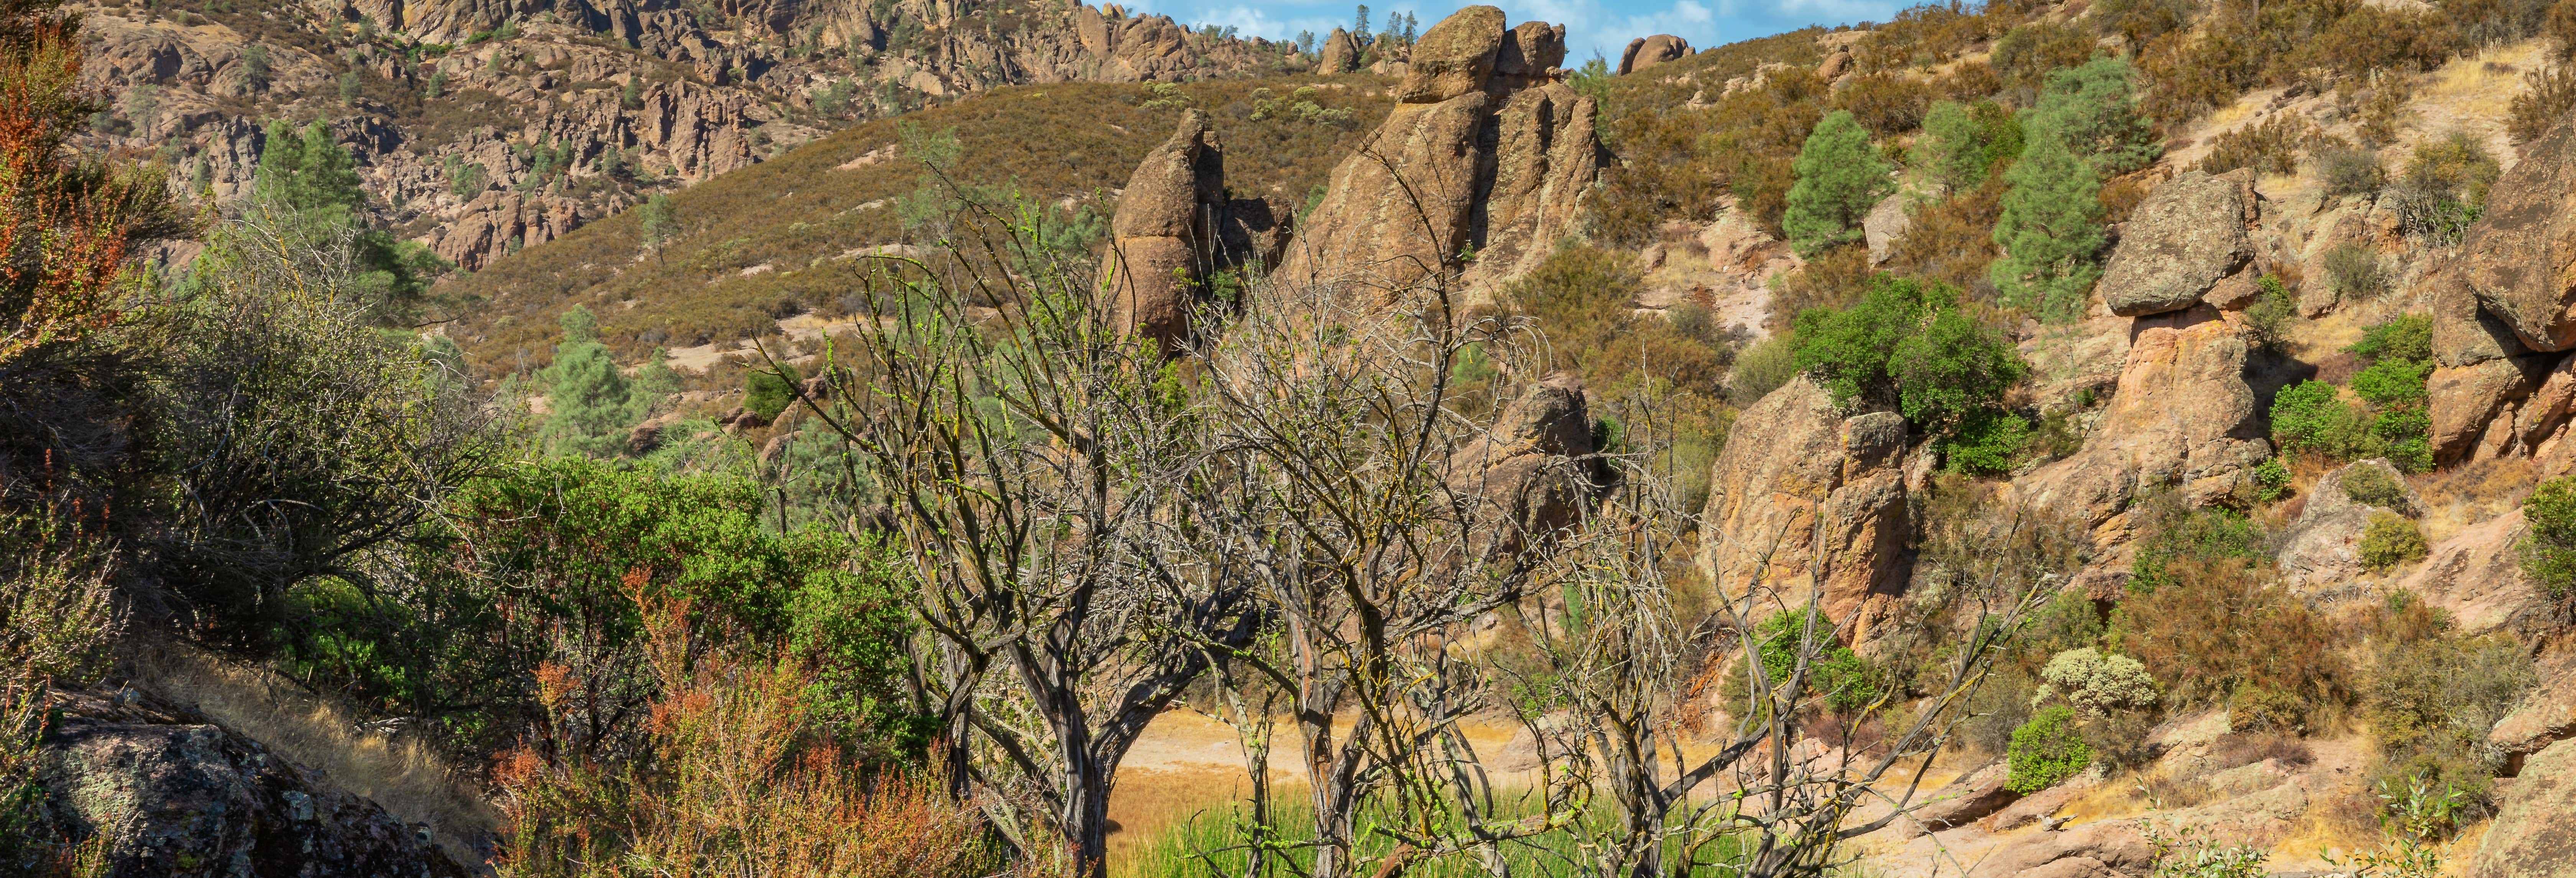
[
  {"left": 2458, "top": 116, "right": 2576, "bottom": 353},
  {"left": 31, "top": 687, "right": 473, "bottom": 877},
  {"left": 1897, "top": 761, "right": 2016, "bottom": 839},
  {"left": 1275, "top": 6, "right": 1597, "bottom": 305},
  {"left": 1111, "top": 110, "right": 1226, "bottom": 347},
  {"left": 2399, "top": 510, "right": 2560, "bottom": 642},
  {"left": 2098, "top": 171, "right": 2255, "bottom": 317},
  {"left": 1968, "top": 820, "right": 2151, "bottom": 877},
  {"left": 1617, "top": 34, "right": 1691, "bottom": 74},
  {"left": 2471, "top": 737, "right": 2576, "bottom": 878},
  {"left": 1318, "top": 27, "right": 1362, "bottom": 73},
  {"left": 2428, "top": 356, "right": 2553, "bottom": 464},
  {"left": 1451, "top": 373, "right": 1597, "bottom": 555},
  {"left": 2013, "top": 307, "right": 2269, "bottom": 528},
  {"left": 1695, "top": 376, "right": 1912, "bottom": 642},
  {"left": 2275, "top": 459, "right": 2417, "bottom": 589}
]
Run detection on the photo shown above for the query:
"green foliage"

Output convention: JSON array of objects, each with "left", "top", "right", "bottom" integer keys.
[
  {"left": 2271, "top": 371, "right": 2432, "bottom": 472},
  {"left": 2254, "top": 457, "right": 2292, "bottom": 503},
  {"left": 1751, "top": 608, "right": 1882, "bottom": 715},
  {"left": 2244, "top": 275, "right": 2297, "bottom": 353},
  {"left": 1792, "top": 275, "right": 2027, "bottom": 433},
  {"left": 1989, "top": 124, "right": 2106, "bottom": 322},
  {"left": 242, "top": 42, "right": 269, "bottom": 90},
  {"left": 1991, "top": 21, "right": 2097, "bottom": 102},
  {"left": 1505, "top": 246, "right": 1731, "bottom": 396},
  {"left": 2006, "top": 706, "right": 2093, "bottom": 793},
  {"left": 2365, "top": 629, "right": 2535, "bottom": 830},
  {"left": 2390, "top": 131, "right": 2501, "bottom": 244},
  {"left": 1783, "top": 110, "right": 1894, "bottom": 256},
  {"left": 2361, "top": 512, "right": 2430, "bottom": 570},
  {"left": 538, "top": 306, "right": 658, "bottom": 458},
  {"left": 2315, "top": 143, "right": 2387, "bottom": 197},
  {"left": 1729, "top": 332, "right": 1799, "bottom": 404},
  {"left": 2348, "top": 313, "right": 2433, "bottom": 364},
  {"left": 639, "top": 194, "right": 679, "bottom": 250},
  {"left": 2520, "top": 475, "right": 2576, "bottom": 602},
  {"left": 1940, "top": 408, "right": 2031, "bottom": 475},
  {"left": 2128, "top": 500, "right": 2264, "bottom": 593},
  {"left": 1913, "top": 99, "right": 2022, "bottom": 191},
  {"left": 2350, "top": 359, "right": 2431, "bottom": 406},
  {"left": 1248, "top": 86, "right": 1356, "bottom": 127},
  {"left": 2025, "top": 57, "right": 2162, "bottom": 177},
  {"left": 253, "top": 120, "right": 450, "bottom": 323},
  {"left": 746, "top": 363, "right": 802, "bottom": 421},
  {"left": 2323, "top": 242, "right": 2390, "bottom": 300},
  {"left": 2341, "top": 463, "right": 2410, "bottom": 510},
  {"left": 2037, "top": 647, "right": 2160, "bottom": 716}
]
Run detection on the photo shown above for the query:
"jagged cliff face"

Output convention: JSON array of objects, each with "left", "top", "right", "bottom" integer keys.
[{"left": 77, "top": 0, "right": 1293, "bottom": 271}]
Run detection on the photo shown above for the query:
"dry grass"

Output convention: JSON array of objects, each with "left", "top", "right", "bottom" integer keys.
[
  {"left": 2410, "top": 456, "right": 2535, "bottom": 542},
  {"left": 130, "top": 641, "right": 502, "bottom": 866}
]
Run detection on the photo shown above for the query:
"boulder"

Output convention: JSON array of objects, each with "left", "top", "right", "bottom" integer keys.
[
  {"left": 1451, "top": 373, "right": 1597, "bottom": 555},
  {"left": 1109, "top": 110, "right": 1225, "bottom": 348},
  {"left": 2433, "top": 264, "right": 2536, "bottom": 368},
  {"left": 1970, "top": 820, "right": 2152, "bottom": 877},
  {"left": 2520, "top": 352, "right": 2576, "bottom": 448},
  {"left": 1898, "top": 761, "right": 2016, "bottom": 838},
  {"left": 32, "top": 687, "right": 473, "bottom": 877},
  {"left": 2469, "top": 737, "right": 2576, "bottom": 878},
  {"left": 2457, "top": 116, "right": 2576, "bottom": 352},
  {"left": 2490, "top": 643, "right": 2576, "bottom": 763},
  {"left": 1617, "top": 34, "right": 1691, "bottom": 75},
  {"left": 1863, "top": 192, "right": 1909, "bottom": 265},
  {"left": 1695, "top": 376, "right": 1912, "bottom": 642},
  {"left": 2428, "top": 356, "right": 2552, "bottom": 464},
  {"left": 2399, "top": 510, "right": 2561, "bottom": 643},
  {"left": 1395, "top": 5, "right": 1505, "bottom": 103},
  {"left": 2097, "top": 172, "right": 2254, "bottom": 317},
  {"left": 1317, "top": 27, "right": 1362, "bottom": 73},
  {"left": 1487, "top": 21, "right": 1567, "bottom": 95},
  {"left": 2013, "top": 307, "right": 2269, "bottom": 527},
  {"left": 2275, "top": 459, "right": 2418, "bottom": 589},
  {"left": 1273, "top": 91, "right": 1492, "bottom": 296}
]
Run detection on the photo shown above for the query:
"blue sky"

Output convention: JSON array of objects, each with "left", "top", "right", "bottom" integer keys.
[{"left": 1138, "top": 0, "right": 1907, "bottom": 62}]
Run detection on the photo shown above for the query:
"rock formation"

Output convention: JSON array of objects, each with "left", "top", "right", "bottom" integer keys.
[
  {"left": 1107, "top": 110, "right": 1290, "bottom": 350},
  {"left": 2274, "top": 459, "right": 2418, "bottom": 589},
  {"left": 1317, "top": 27, "right": 1362, "bottom": 73},
  {"left": 2423, "top": 116, "right": 2576, "bottom": 464},
  {"left": 31, "top": 686, "right": 473, "bottom": 876},
  {"left": 2399, "top": 510, "right": 2562, "bottom": 642},
  {"left": 1273, "top": 6, "right": 1601, "bottom": 306},
  {"left": 77, "top": 0, "right": 1292, "bottom": 272},
  {"left": 2013, "top": 306, "right": 2270, "bottom": 528},
  {"left": 1617, "top": 34, "right": 1691, "bottom": 75},
  {"left": 1695, "top": 375, "right": 1915, "bottom": 643},
  {"left": 1450, "top": 373, "right": 1599, "bottom": 555},
  {"left": 2454, "top": 116, "right": 2576, "bottom": 352},
  {"left": 2471, "top": 737, "right": 2576, "bottom": 878},
  {"left": 2097, "top": 170, "right": 2259, "bottom": 317}
]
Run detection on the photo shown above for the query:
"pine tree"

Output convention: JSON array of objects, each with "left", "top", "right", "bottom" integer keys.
[
  {"left": 539, "top": 305, "right": 649, "bottom": 458},
  {"left": 1914, "top": 101, "right": 1989, "bottom": 192},
  {"left": 639, "top": 194, "right": 679, "bottom": 253},
  {"left": 253, "top": 121, "right": 450, "bottom": 321},
  {"left": 1988, "top": 126, "right": 2105, "bottom": 322},
  {"left": 1783, "top": 110, "right": 1894, "bottom": 256},
  {"left": 2026, "top": 57, "right": 2160, "bottom": 177}
]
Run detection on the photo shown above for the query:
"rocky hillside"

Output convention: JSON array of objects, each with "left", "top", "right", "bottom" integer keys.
[{"left": 77, "top": 0, "right": 1302, "bottom": 271}]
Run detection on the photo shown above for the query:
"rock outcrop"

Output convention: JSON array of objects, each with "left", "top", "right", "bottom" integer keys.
[
  {"left": 2097, "top": 171, "right": 2258, "bottom": 317},
  {"left": 2455, "top": 116, "right": 2576, "bottom": 353},
  {"left": 1107, "top": 110, "right": 1291, "bottom": 349},
  {"left": 1451, "top": 373, "right": 1599, "bottom": 555},
  {"left": 1274, "top": 6, "right": 1599, "bottom": 305},
  {"left": 2399, "top": 510, "right": 2561, "bottom": 642},
  {"left": 1968, "top": 820, "right": 2152, "bottom": 877},
  {"left": 2275, "top": 459, "right": 2418, "bottom": 589},
  {"left": 1317, "top": 27, "right": 1362, "bottom": 73},
  {"left": 1898, "top": 761, "right": 2017, "bottom": 838},
  {"left": 2470, "top": 737, "right": 2576, "bottom": 878},
  {"left": 30, "top": 686, "right": 473, "bottom": 877},
  {"left": 1617, "top": 34, "right": 1691, "bottom": 74},
  {"left": 78, "top": 0, "right": 1294, "bottom": 272},
  {"left": 2013, "top": 306, "right": 2270, "bottom": 529},
  {"left": 1696, "top": 376, "right": 1914, "bottom": 642},
  {"left": 2428, "top": 355, "right": 2555, "bottom": 464}
]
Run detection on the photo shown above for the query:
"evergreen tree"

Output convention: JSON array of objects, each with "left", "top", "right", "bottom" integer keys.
[
  {"left": 539, "top": 306, "right": 651, "bottom": 457},
  {"left": 1914, "top": 100, "right": 2008, "bottom": 192},
  {"left": 1783, "top": 110, "right": 1894, "bottom": 256},
  {"left": 1988, "top": 126, "right": 2105, "bottom": 322},
  {"left": 252, "top": 120, "right": 450, "bottom": 323},
  {"left": 2026, "top": 57, "right": 2160, "bottom": 177},
  {"left": 639, "top": 194, "right": 679, "bottom": 252}
]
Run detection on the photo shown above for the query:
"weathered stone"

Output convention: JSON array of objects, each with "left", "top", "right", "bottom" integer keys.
[
  {"left": 2276, "top": 459, "right": 2418, "bottom": 589},
  {"left": 1273, "top": 91, "right": 1491, "bottom": 296},
  {"left": 1395, "top": 5, "right": 1505, "bottom": 103},
  {"left": 1317, "top": 27, "right": 1362, "bottom": 73},
  {"left": 33, "top": 687, "right": 473, "bottom": 877},
  {"left": 2435, "top": 265, "right": 2538, "bottom": 368},
  {"left": 1898, "top": 761, "right": 2016, "bottom": 838},
  {"left": 2098, "top": 172, "right": 2254, "bottom": 317},
  {"left": 1970, "top": 820, "right": 2152, "bottom": 877},
  {"left": 2518, "top": 352, "right": 2576, "bottom": 447},
  {"left": 2470, "top": 737, "right": 2576, "bottom": 878},
  {"left": 2013, "top": 307, "right": 2268, "bottom": 527},
  {"left": 2458, "top": 115, "right": 2576, "bottom": 352},
  {"left": 1617, "top": 34, "right": 1690, "bottom": 74},
  {"left": 2490, "top": 643, "right": 2576, "bottom": 762},
  {"left": 1487, "top": 21, "right": 1567, "bottom": 95},
  {"left": 2429, "top": 356, "right": 2552, "bottom": 464},
  {"left": 1451, "top": 373, "right": 1597, "bottom": 555},
  {"left": 1459, "top": 82, "right": 1604, "bottom": 294},
  {"left": 1863, "top": 192, "right": 1908, "bottom": 265},
  {"left": 1695, "top": 376, "right": 1912, "bottom": 642},
  {"left": 2399, "top": 510, "right": 2561, "bottom": 643},
  {"left": 1109, "top": 110, "right": 1224, "bottom": 348}
]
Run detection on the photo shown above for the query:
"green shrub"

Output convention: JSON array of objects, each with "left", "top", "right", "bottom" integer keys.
[
  {"left": 2007, "top": 706, "right": 2095, "bottom": 793},
  {"left": 2365, "top": 631, "right": 2535, "bottom": 829},
  {"left": 2038, "top": 647, "right": 2161, "bottom": 716},
  {"left": 2027, "top": 57, "right": 2162, "bottom": 177},
  {"left": 2341, "top": 463, "right": 2410, "bottom": 510},
  {"left": 1792, "top": 275, "right": 2027, "bottom": 432},
  {"left": 1940, "top": 409, "right": 2031, "bottom": 474},
  {"left": 2349, "top": 359, "right": 2431, "bottom": 406},
  {"left": 2361, "top": 512, "right": 2431, "bottom": 571},
  {"left": 2390, "top": 131, "right": 2500, "bottom": 244},
  {"left": 2348, "top": 314, "right": 2433, "bottom": 364},
  {"left": 1783, "top": 110, "right": 1895, "bottom": 256},
  {"left": 2323, "top": 243, "right": 2390, "bottom": 300},
  {"left": 2129, "top": 501, "right": 2265, "bottom": 592},
  {"left": 2314, "top": 143, "right": 2387, "bottom": 198},
  {"left": 2243, "top": 275, "right": 2297, "bottom": 354},
  {"left": 746, "top": 363, "right": 803, "bottom": 420},
  {"left": 1991, "top": 21, "right": 2098, "bottom": 103},
  {"left": 1749, "top": 608, "right": 1883, "bottom": 716},
  {"left": 1729, "top": 332, "right": 1800, "bottom": 404},
  {"left": 2520, "top": 475, "right": 2576, "bottom": 602},
  {"left": 1989, "top": 123, "right": 2106, "bottom": 322},
  {"left": 2254, "top": 457, "right": 2292, "bottom": 503},
  {"left": 2271, "top": 380, "right": 2365, "bottom": 457},
  {"left": 2193, "top": 113, "right": 2309, "bottom": 176}
]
